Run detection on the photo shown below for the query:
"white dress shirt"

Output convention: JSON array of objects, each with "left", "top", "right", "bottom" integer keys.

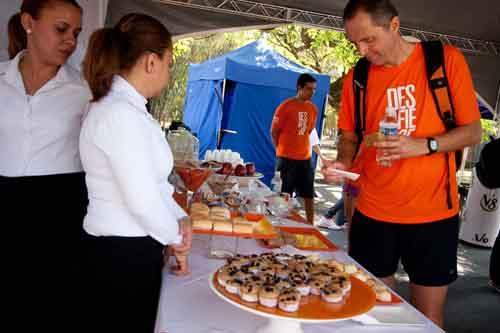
[
  {"left": 0, "top": 51, "right": 90, "bottom": 177},
  {"left": 80, "top": 76, "right": 185, "bottom": 245}
]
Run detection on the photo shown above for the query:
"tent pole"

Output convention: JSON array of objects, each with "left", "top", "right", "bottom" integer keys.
[
  {"left": 217, "top": 79, "right": 228, "bottom": 148},
  {"left": 222, "top": 79, "right": 227, "bottom": 104},
  {"left": 321, "top": 95, "right": 328, "bottom": 139},
  {"left": 495, "top": 83, "right": 500, "bottom": 135}
]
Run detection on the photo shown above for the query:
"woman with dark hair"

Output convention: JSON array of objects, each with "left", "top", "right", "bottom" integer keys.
[
  {"left": 80, "top": 13, "right": 192, "bottom": 332},
  {"left": 0, "top": 0, "right": 89, "bottom": 330}
]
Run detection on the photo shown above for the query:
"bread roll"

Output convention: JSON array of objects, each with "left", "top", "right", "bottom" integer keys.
[
  {"left": 190, "top": 202, "right": 209, "bottom": 215},
  {"left": 190, "top": 212, "right": 209, "bottom": 220},
  {"left": 211, "top": 214, "right": 230, "bottom": 222},
  {"left": 213, "top": 220, "right": 233, "bottom": 233},
  {"left": 210, "top": 207, "right": 230, "bottom": 218},
  {"left": 233, "top": 222, "right": 253, "bottom": 234},
  {"left": 192, "top": 218, "right": 213, "bottom": 230}
]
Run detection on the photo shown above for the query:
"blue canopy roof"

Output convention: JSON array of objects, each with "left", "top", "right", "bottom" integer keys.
[{"left": 187, "top": 39, "right": 331, "bottom": 94}]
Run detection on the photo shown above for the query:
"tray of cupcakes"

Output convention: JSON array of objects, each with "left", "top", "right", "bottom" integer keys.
[
  {"left": 190, "top": 202, "right": 278, "bottom": 239},
  {"left": 209, "top": 252, "right": 378, "bottom": 321}
]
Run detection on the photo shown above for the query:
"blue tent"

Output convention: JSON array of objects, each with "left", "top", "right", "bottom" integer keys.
[{"left": 183, "top": 40, "right": 331, "bottom": 185}]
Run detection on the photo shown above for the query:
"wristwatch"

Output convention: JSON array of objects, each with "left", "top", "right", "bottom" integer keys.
[{"left": 427, "top": 137, "right": 439, "bottom": 155}]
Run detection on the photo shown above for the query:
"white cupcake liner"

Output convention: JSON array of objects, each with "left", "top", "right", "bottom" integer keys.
[
  {"left": 259, "top": 297, "right": 278, "bottom": 308},
  {"left": 225, "top": 284, "right": 240, "bottom": 294},
  {"left": 241, "top": 293, "right": 259, "bottom": 302},
  {"left": 297, "top": 285, "right": 311, "bottom": 296},
  {"left": 310, "top": 287, "right": 322, "bottom": 295},
  {"left": 321, "top": 292, "right": 343, "bottom": 303},
  {"left": 278, "top": 301, "right": 299, "bottom": 312},
  {"left": 341, "top": 284, "right": 351, "bottom": 295},
  {"left": 218, "top": 276, "right": 228, "bottom": 287}
]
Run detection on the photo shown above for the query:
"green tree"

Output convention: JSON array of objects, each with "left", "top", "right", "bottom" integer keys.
[
  {"left": 150, "top": 31, "right": 260, "bottom": 126},
  {"left": 481, "top": 119, "right": 498, "bottom": 143},
  {"left": 265, "top": 25, "right": 359, "bottom": 135}
]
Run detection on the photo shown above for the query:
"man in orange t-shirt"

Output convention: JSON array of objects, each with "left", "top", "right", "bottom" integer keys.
[
  {"left": 271, "top": 73, "right": 318, "bottom": 224},
  {"left": 321, "top": 0, "right": 481, "bottom": 327}
]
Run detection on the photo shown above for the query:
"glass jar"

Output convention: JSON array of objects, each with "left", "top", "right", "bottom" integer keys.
[{"left": 167, "top": 128, "right": 199, "bottom": 161}]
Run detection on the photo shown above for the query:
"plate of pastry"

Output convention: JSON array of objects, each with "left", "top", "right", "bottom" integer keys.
[
  {"left": 190, "top": 203, "right": 278, "bottom": 239},
  {"left": 209, "top": 252, "right": 376, "bottom": 322}
]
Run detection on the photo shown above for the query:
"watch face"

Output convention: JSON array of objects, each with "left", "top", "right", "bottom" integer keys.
[{"left": 430, "top": 139, "right": 438, "bottom": 151}]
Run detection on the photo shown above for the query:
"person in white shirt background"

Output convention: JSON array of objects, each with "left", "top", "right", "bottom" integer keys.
[
  {"left": 80, "top": 13, "right": 192, "bottom": 333},
  {"left": 309, "top": 127, "right": 324, "bottom": 163},
  {"left": 0, "top": 1, "right": 89, "bottom": 330}
]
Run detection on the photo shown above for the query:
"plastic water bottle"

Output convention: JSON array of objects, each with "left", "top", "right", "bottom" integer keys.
[
  {"left": 271, "top": 171, "right": 282, "bottom": 193},
  {"left": 377, "top": 107, "right": 398, "bottom": 167},
  {"left": 166, "top": 128, "right": 199, "bottom": 161},
  {"left": 191, "top": 133, "right": 199, "bottom": 161}
]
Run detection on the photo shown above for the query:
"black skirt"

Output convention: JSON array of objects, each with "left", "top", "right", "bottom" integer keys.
[
  {"left": 80, "top": 234, "right": 165, "bottom": 333},
  {"left": 0, "top": 172, "right": 88, "bottom": 331}
]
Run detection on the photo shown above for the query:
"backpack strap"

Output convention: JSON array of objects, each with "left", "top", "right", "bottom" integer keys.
[
  {"left": 421, "top": 41, "right": 457, "bottom": 131},
  {"left": 421, "top": 40, "right": 460, "bottom": 209},
  {"left": 353, "top": 57, "right": 370, "bottom": 154}
]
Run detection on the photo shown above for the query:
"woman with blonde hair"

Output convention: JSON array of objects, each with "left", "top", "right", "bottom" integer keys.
[{"left": 1, "top": 0, "right": 89, "bottom": 330}]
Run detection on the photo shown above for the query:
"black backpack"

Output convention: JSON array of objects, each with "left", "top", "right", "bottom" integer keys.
[{"left": 353, "top": 40, "right": 461, "bottom": 209}]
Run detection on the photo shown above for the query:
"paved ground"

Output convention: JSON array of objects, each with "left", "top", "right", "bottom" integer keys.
[{"left": 292, "top": 137, "right": 499, "bottom": 332}]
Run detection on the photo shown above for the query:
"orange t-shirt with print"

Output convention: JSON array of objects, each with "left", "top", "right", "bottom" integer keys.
[
  {"left": 338, "top": 43, "right": 480, "bottom": 224},
  {"left": 272, "top": 98, "right": 318, "bottom": 160}
]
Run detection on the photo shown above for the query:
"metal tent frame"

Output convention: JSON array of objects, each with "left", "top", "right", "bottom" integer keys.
[{"left": 154, "top": 0, "right": 500, "bottom": 55}]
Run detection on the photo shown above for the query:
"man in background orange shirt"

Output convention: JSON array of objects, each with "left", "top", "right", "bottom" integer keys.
[
  {"left": 271, "top": 73, "right": 318, "bottom": 224},
  {"left": 321, "top": 0, "right": 481, "bottom": 328}
]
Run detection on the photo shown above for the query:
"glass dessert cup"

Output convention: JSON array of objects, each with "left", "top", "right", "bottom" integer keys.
[{"left": 174, "top": 162, "right": 214, "bottom": 208}]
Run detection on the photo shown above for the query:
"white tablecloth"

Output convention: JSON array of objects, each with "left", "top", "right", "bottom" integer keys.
[{"left": 155, "top": 226, "right": 444, "bottom": 333}]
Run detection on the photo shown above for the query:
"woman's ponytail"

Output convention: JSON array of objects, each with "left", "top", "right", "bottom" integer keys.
[
  {"left": 83, "top": 13, "right": 172, "bottom": 102},
  {"left": 82, "top": 28, "right": 122, "bottom": 102},
  {"left": 7, "top": 13, "right": 27, "bottom": 59}
]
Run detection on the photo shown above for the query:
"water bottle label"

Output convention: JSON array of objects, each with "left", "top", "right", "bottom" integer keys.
[{"left": 379, "top": 122, "right": 398, "bottom": 136}]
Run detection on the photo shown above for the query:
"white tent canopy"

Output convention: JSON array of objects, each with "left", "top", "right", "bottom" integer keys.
[{"left": 1, "top": 0, "right": 498, "bottom": 113}]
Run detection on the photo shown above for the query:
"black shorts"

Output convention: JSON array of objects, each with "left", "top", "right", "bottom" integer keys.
[
  {"left": 349, "top": 210, "right": 459, "bottom": 286},
  {"left": 276, "top": 157, "right": 314, "bottom": 198}
]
